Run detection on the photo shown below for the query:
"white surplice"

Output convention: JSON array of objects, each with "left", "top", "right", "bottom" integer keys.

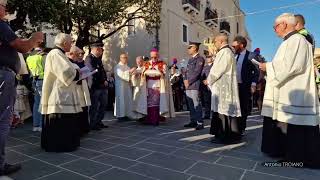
[
  {"left": 131, "top": 66, "right": 145, "bottom": 119},
  {"left": 207, "top": 46, "right": 241, "bottom": 117},
  {"left": 71, "top": 63, "right": 91, "bottom": 108},
  {"left": 114, "top": 62, "right": 134, "bottom": 118},
  {"left": 41, "top": 49, "right": 82, "bottom": 114},
  {"left": 262, "top": 33, "right": 320, "bottom": 126}
]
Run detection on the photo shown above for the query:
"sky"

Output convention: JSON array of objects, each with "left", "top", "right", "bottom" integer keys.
[{"left": 240, "top": 0, "right": 320, "bottom": 61}]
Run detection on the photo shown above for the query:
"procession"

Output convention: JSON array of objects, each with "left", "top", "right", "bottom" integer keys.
[{"left": 1, "top": 0, "right": 320, "bottom": 180}]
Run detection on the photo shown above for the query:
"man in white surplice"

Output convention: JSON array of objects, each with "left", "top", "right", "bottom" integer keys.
[
  {"left": 114, "top": 53, "right": 136, "bottom": 120},
  {"left": 131, "top": 56, "right": 145, "bottom": 120},
  {"left": 259, "top": 13, "right": 320, "bottom": 168},
  {"left": 204, "top": 33, "right": 242, "bottom": 144}
]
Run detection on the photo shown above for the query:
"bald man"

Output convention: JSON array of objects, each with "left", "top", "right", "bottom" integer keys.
[
  {"left": 114, "top": 53, "right": 136, "bottom": 120},
  {"left": 204, "top": 33, "right": 242, "bottom": 144}
]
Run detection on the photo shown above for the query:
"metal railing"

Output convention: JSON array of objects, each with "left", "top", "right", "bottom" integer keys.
[
  {"left": 220, "top": 21, "right": 230, "bottom": 33},
  {"left": 182, "top": 0, "right": 201, "bottom": 11},
  {"left": 205, "top": 8, "right": 218, "bottom": 24}
]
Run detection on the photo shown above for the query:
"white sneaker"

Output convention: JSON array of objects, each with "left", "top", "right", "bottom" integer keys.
[
  {"left": 32, "top": 127, "right": 38, "bottom": 132},
  {"left": 33, "top": 127, "right": 42, "bottom": 132}
]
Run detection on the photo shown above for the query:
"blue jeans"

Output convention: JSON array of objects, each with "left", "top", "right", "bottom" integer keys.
[
  {"left": 89, "top": 89, "right": 107, "bottom": 128},
  {"left": 33, "top": 80, "right": 43, "bottom": 127},
  {"left": 0, "top": 70, "right": 16, "bottom": 169},
  {"left": 186, "top": 90, "right": 203, "bottom": 124}
]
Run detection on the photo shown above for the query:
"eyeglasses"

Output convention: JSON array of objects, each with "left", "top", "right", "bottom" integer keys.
[{"left": 273, "top": 23, "right": 282, "bottom": 31}]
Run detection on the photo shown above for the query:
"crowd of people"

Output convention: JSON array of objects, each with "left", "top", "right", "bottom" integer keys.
[{"left": 0, "top": 0, "right": 320, "bottom": 176}]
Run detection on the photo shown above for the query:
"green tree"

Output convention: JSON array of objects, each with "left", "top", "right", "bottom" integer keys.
[{"left": 7, "top": 0, "right": 162, "bottom": 48}]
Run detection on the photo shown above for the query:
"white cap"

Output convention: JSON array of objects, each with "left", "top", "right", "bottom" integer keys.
[{"left": 0, "top": 0, "right": 7, "bottom": 6}]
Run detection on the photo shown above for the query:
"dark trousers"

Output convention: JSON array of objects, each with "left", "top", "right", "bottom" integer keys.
[
  {"left": 210, "top": 112, "right": 242, "bottom": 142},
  {"left": 106, "top": 87, "right": 115, "bottom": 111},
  {"left": 200, "top": 88, "right": 211, "bottom": 118},
  {"left": 89, "top": 89, "right": 107, "bottom": 128},
  {"left": 0, "top": 70, "right": 16, "bottom": 169},
  {"left": 261, "top": 117, "right": 320, "bottom": 168},
  {"left": 173, "top": 90, "right": 183, "bottom": 112},
  {"left": 32, "top": 80, "right": 43, "bottom": 127},
  {"left": 238, "top": 83, "right": 251, "bottom": 133}
]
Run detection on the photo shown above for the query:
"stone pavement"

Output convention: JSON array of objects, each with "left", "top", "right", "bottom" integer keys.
[{"left": 5, "top": 112, "right": 320, "bottom": 180}]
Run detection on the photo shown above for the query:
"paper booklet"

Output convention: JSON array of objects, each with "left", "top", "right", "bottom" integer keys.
[
  {"left": 251, "top": 58, "right": 261, "bottom": 66},
  {"left": 78, "top": 67, "right": 98, "bottom": 81}
]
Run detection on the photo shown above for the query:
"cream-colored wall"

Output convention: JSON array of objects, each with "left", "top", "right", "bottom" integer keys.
[
  {"left": 159, "top": 0, "right": 220, "bottom": 65},
  {"left": 315, "top": 48, "right": 320, "bottom": 57},
  {"left": 158, "top": 0, "right": 250, "bottom": 66},
  {"left": 102, "top": 19, "right": 154, "bottom": 69},
  {"left": 102, "top": 0, "right": 251, "bottom": 69}
]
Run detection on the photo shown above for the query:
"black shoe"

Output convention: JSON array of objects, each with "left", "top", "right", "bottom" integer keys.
[
  {"left": 184, "top": 123, "right": 197, "bottom": 128},
  {"left": 117, "top": 117, "right": 127, "bottom": 121},
  {"left": 210, "top": 138, "right": 225, "bottom": 144},
  {"left": 99, "top": 124, "right": 108, "bottom": 128},
  {"left": 195, "top": 124, "right": 204, "bottom": 130},
  {"left": 137, "top": 117, "right": 145, "bottom": 122},
  {"left": 91, "top": 127, "right": 102, "bottom": 131},
  {"left": 0, "top": 163, "right": 21, "bottom": 175},
  {"left": 212, "top": 138, "right": 242, "bottom": 145}
]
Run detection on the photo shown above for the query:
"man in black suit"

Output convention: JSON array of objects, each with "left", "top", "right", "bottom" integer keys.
[{"left": 232, "top": 36, "right": 259, "bottom": 134}]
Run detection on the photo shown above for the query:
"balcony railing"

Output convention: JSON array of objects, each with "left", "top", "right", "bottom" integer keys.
[
  {"left": 182, "top": 0, "right": 201, "bottom": 12},
  {"left": 204, "top": 8, "right": 218, "bottom": 28},
  {"left": 205, "top": 8, "right": 218, "bottom": 24},
  {"left": 220, "top": 21, "right": 230, "bottom": 33}
]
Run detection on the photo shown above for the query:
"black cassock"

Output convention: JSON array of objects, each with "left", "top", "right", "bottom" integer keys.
[
  {"left": 41, "top": 113, "right": 80, "bottom": 152},
  {"left": 210, "top": 112, "right": 242, "bottom": 144},
  {"left": 261, "top": 117, "right": 320, "bottom": 169}
]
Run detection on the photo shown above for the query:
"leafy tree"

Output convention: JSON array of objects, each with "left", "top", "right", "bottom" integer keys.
[{"left": 7, "top": 0, "right": 162, "bottom": 48}]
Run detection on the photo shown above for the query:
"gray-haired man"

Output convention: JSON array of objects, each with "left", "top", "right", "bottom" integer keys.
[{"left": 0, "top": 0, "right": 44, "bottom": 175}]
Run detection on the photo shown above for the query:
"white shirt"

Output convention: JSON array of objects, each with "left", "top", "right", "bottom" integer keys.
[
  {"left": 192, "top": 53, "right": 199, "bottom": 58},
  {"left": 236, "top": 49, "right": 246, "bottom": 83}
]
